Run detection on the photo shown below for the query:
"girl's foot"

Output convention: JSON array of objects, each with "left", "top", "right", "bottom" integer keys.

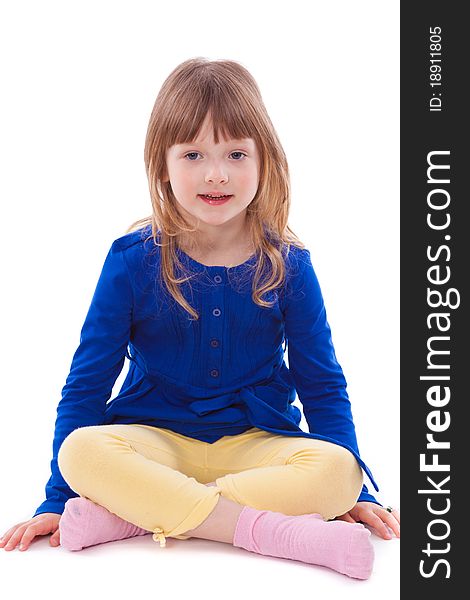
[
  {"left": 233, "top": 506, "right": 374, "bottom": 579},
  {"left": 59, "top": 497, "right": 149, "bottom": 551}
]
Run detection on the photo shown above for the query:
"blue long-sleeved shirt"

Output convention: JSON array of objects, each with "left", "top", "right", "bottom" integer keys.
[{"left": 33, "top": 225, "right": 381, "bottom": 517}]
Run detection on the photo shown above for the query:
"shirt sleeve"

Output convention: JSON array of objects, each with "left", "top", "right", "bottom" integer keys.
[
  {"left": 32, "top": 239, "right": 133, "bottom": 517},
  {"left": 283, "top": 249, "right": 380, "bottom": 506}
]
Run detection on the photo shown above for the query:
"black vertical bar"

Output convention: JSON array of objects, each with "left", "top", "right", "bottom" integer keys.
[{"left": 401, "top": 2, "right": 467, "bottom": 595}]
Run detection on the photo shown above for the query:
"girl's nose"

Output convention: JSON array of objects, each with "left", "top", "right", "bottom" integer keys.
[{"left": 205, "top": 163, "right": 228, "bottom": 184}]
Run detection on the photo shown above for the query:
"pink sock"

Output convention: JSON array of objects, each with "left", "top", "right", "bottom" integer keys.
[
  {"left": 59, "top": 497, "right": 149, "bottom": 551},
  {"left": 233, "top": 506, "right": 374, "bottom": 580}
]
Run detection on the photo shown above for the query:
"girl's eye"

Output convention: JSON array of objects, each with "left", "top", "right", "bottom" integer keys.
[
  {"left": 229, "top": 151, "right": 246, "bottom": 160},
  {"left": 184, "top": 152, "right": 200, "bottom": 161}
]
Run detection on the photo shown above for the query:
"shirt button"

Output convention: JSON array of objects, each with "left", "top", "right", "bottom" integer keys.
[
  {"left": 212, "top": 308, "right": 221, "bottom": 317},
  {"left": 214, "top": 275, "right": 222, "bottom": 284},
  {"left": 210, "top": 339, "right": 219, "bottom": 348},
  {"left": 210, "top": 369, "right": 219, "bottom": 377}
]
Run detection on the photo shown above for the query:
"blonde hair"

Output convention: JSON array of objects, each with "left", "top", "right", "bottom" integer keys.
[{"left": 126, "top": 57, "right": 305, "bottom": 320}]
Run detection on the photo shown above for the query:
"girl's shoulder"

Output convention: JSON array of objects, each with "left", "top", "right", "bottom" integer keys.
[
  {"left": 112, "top": 224, "right": 154, "bottom": 252},
  {"left": 107, "top": 225, "right": 159, "bottom": 275},
  {"left": 283, "top": 243, "right": 312, "bottom": 275}
]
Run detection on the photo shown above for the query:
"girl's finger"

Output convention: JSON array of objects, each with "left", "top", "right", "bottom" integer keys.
[
  {"left": 336, "top": 513, "right": 356, "bottom": 524},
  {"left": 362, "top": 512, "right": 393, "bottom": 540},
  {"left": 19, "top": 527, "right": 39, "bottom": 551},
  {"left": 379, "top": 509, "right": 400, "bottom": 538},
  {"left": 20, "top": 520, "right": 52, "bottom": 551},
  {"left": 50, "top": 531, "right": 61, "bottom": 547},
  {"left": 0, "top": 524, "right": 24, "bottom": 546},
  {"left": 1, "top": 529, "right": 19, "bottom": 548},
  {"left": 2, "top": 525, "right": 28, "bottom": 550},
  {"left": 391, "top": 508, "right": 400, "bottom": 524}
]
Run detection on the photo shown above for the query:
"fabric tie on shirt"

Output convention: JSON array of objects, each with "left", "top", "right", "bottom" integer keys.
[{"left": 188, "top": 385, "right": 301, "bottom": 432}]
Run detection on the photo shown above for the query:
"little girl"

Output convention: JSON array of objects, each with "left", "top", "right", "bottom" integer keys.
[{"left": 0, "top": 57, "right": 399, "bottom": 578}]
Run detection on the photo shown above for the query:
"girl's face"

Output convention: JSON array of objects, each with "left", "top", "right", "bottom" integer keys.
[{"left": 164, "top": 114, "right": 260, "bottom": 236}]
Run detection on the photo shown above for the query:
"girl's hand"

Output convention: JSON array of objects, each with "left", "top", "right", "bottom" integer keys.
[
  {"left": 0, "top": 513, "right": 61, "bottom": 552},
  {"left": 335, "top": 501, "right": 400, "bottom": 540}
]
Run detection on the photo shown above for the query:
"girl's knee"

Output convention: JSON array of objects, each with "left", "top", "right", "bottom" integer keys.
[
  {"left": 321, "top": 444, "right": 364, "bottom": 517},
  {"left": 290, "top": 442, "right": 363, "bottom": 518},
  {"left": 290, "top": 441, "right": 361, "bottom": 485},
  {"left": 328, "top": 444, "right": 363, "bottom": 482},
  {"left": 57, "top": 426, "right": 106, "bottom": 481}
]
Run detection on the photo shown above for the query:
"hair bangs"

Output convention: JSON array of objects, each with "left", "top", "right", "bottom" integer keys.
[{"left": 169, "top": 97, "right": 258, "bottom": 149}]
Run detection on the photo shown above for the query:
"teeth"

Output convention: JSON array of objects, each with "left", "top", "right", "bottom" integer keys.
[{"left": 203, "top": 194, "right": 227, "bottom": 198}]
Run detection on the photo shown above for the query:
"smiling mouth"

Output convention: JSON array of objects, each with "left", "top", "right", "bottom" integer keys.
[{"left": 198, "top": 194, "right": 233, "bottom": 204}]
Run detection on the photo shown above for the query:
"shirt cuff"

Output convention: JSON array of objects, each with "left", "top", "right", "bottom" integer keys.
[{"left": 357, "top": 484, "right": 383, "bottom": 506}]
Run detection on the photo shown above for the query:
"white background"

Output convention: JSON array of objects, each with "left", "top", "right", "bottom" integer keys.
[{"left": 0, "top": 1, "right": 399, "bottom": 597}]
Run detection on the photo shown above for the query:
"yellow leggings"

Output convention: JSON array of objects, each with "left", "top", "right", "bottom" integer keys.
[{"left": 57, "top": 424, "right": 364, "bottom": 544}]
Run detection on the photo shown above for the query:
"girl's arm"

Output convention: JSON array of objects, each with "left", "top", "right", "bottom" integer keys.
[
  {"left": 33, "top": 239, "right": 133, "bottom": 517},
  {"left": 283, "top": 249, "right": 381, "bottom": 506}
]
